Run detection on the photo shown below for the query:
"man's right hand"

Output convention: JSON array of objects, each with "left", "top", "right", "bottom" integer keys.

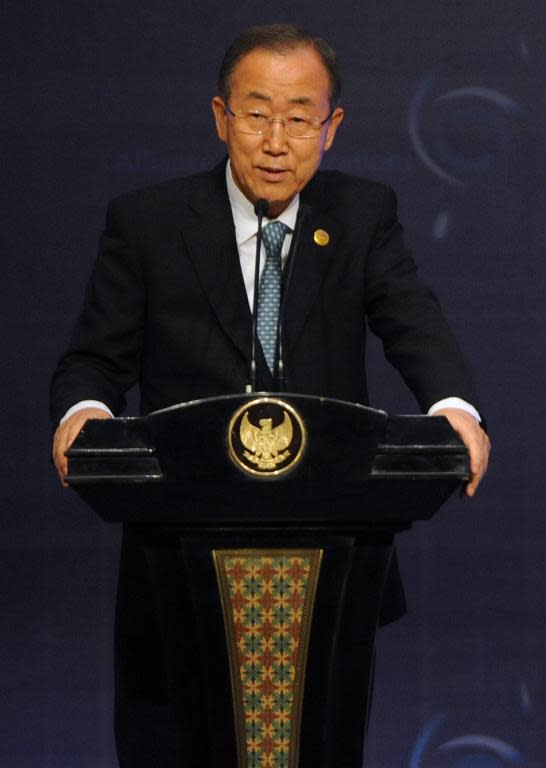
[{"left": 53, "top": 408, "right": 112, "bottom": 486}]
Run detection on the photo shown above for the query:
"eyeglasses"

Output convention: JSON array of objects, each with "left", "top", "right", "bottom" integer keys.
[{"left": 224, "top": 103, "right": 333, "bottom": 139}]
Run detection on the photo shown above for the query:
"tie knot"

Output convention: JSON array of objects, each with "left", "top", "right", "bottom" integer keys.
[{"left": 262, "top": 221, "right": 289, "bottom": 257}]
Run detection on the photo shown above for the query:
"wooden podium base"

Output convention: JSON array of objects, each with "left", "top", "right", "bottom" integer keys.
[{"left": 114, "top": 528, "right": 394, "bottom": 768}]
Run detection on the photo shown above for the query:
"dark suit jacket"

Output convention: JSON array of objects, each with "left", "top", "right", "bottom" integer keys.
[
  {"left": 50, "top": 160, "right": 477, "bottom": 424},
  {"left": 50, "top": 160, "right": 478, "bottom": 630}
]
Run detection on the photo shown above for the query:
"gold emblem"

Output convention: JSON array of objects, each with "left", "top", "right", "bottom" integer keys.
[
  {"left": 240, "top": 411, "right": 292, "bottom": 469},
  {"left": 228, "top": 398, "right": 306, "bottom": 477},
  {"left": 313, "top": 229, "right": 330, "bottom": 246}
]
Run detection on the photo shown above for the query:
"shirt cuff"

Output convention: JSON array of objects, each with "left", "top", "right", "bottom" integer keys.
[
  {"left": 60, "top": 400, "right": 114, "bottom": 424},
  {"left": 427, "top": 397, "right": 481, "bottom": 423}
]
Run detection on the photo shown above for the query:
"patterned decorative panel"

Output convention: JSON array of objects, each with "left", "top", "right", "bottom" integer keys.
[{"left": 213, "top": 550, "right": 323, "bottom": 768}]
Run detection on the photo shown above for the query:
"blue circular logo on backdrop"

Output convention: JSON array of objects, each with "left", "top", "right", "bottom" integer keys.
[
  {"left": 409, "top": 52, "right": 523, "bottom": 187},
  {"left": 410, "top": 714, "right": 522, "bottom": 768}
]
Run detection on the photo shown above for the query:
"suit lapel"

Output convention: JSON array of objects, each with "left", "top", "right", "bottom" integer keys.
[
  {"left": 283, "top": 182, "right": 340, "bottom": 353},
  {"left": 179, "top": 165, "right": 253, "bottom": 362},
  {"left": 177, "top": 164, "right": 338, "bottom": 368}
]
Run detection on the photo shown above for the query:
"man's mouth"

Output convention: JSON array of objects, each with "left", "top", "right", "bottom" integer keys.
[{"left": 257, "top": 166, "right": 288, "bottom": 178}]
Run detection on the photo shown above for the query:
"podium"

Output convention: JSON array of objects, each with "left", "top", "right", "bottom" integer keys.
[{"left": 67, "top": 394, "right": 468, "bottom": 768}]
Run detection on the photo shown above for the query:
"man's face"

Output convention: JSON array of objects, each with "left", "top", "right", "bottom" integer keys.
[{"left": 212, "top": 46, "right": 344, "bottom": 218}]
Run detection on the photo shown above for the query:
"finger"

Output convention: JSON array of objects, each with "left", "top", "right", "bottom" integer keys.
[
  {"left": 61, "top": 418, "right": 87, "bottom": 478},
  {"left": 53, "top": 417, "right": 83, "bottom": 483},
  {"left": 462, "top": 453, "right": 479, "bottom": 497},
  {"left": 464, "top": 475, "right": 479, "bottom": 497},
  {"left": 463, "top": 433, "right": 490, "bottom": 498},
  {"left": 52, "top": 426, "right": 67, "bottom": 479},
  {"left": 463, "top": 462, "right": 481, "bottom": 497},
  {"left": 54, "top": 429, "right": 70, "bottom": 482}
]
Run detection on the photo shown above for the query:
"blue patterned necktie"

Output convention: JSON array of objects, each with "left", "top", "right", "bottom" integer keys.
[{"left": 257, "top": 220, "right": 289, "bottom": 372}]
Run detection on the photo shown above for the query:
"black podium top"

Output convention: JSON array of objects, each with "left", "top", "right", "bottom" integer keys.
[{"left": 66, "top": 393, "right": 468, "bottom": 530}]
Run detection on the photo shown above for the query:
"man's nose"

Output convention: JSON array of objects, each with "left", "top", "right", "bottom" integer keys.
[{"left": 262, "top": 121, "right": 288, "bottom": 154}]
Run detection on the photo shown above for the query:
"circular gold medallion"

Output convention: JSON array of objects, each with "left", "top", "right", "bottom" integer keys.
[
  {"left": 313, "top": 229, "right": 330, "bottom": 246},
  {"left": 227, "top": 398, "right": 306, "bottom": 478}
]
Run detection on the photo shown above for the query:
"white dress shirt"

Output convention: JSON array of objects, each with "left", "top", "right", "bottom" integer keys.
[
  {"left": 61, "top": 162, "right": 480, "bottom": 424},
  {"left": 226, "top": 159, "right": 299, "bottom": 310}
]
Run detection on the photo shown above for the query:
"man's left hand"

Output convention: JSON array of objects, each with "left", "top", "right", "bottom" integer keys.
[{"left": 433, "top": 408, "right": 491, "bottom": 498}]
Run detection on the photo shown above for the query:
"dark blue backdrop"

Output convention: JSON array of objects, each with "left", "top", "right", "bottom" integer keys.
[{"left": 3, "top": 2, "right": 545, "bottom": 766}]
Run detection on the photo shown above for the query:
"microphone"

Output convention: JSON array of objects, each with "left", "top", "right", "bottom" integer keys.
[
  {"left": 253, "top": 198, "right": 270, "bottom": 219},
  {"left": 247, "top": 198, "right": 270, "bottom": 393},
  {"left": 274, "top": 203, "right": 310, "bottom": 391}
]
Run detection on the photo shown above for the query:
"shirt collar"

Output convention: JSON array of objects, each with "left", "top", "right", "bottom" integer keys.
[{"left": 225, "top": 159, "right": 299, "bottom": 246}]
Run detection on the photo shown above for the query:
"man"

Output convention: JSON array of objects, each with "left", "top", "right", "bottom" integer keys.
[{"left": 51, "top": 24, "right": 489, "bottom": 766}]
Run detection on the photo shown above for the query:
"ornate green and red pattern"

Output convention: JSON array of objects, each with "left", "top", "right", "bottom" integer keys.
[{"left": 214, "top": 550, "right": 322, "bottom": 768}]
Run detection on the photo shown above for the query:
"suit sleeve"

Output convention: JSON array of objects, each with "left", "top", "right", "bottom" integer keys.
[
  {"left": 364, "top": 186, "right": 478, "bottom": 412},
  {"left": 49, "top": 200, "right": 146, "bottom": 424}
]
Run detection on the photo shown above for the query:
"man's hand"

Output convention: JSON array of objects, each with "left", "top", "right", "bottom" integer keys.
[
  {"left": 53, "top": 408, "right": 112, "bottom": 486},
  {"left": 433, "top": 408, "right": 491, "bottom": 498}
]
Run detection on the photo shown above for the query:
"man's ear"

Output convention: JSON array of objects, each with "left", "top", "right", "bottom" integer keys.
[
  {"left": 324, "top": 107, "right": 344, "bottom": 152},
  {"left": 212, "top": 97, "right": 228, "bottom": 143}
]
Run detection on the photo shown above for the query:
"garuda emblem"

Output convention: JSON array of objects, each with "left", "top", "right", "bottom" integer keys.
[
  {"left": 227, "top": 398, "right": 306, "bottom": 477},
  {"left": 240, "top": 411, "right": 292, "bottom": 470}
]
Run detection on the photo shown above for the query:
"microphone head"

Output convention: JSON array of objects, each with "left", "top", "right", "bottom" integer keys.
[{"left": 254, "top": 198, "right": 270, "bottom": 218}]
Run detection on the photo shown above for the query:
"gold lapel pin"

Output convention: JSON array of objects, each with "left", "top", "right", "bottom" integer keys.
[{"left": 313, "top": 229, "right": 330, "bottom": 246}]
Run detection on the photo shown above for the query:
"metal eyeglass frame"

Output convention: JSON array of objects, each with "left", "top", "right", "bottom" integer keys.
[{"left": 224, "top": 103, "right": 333, "bottom": 139}]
